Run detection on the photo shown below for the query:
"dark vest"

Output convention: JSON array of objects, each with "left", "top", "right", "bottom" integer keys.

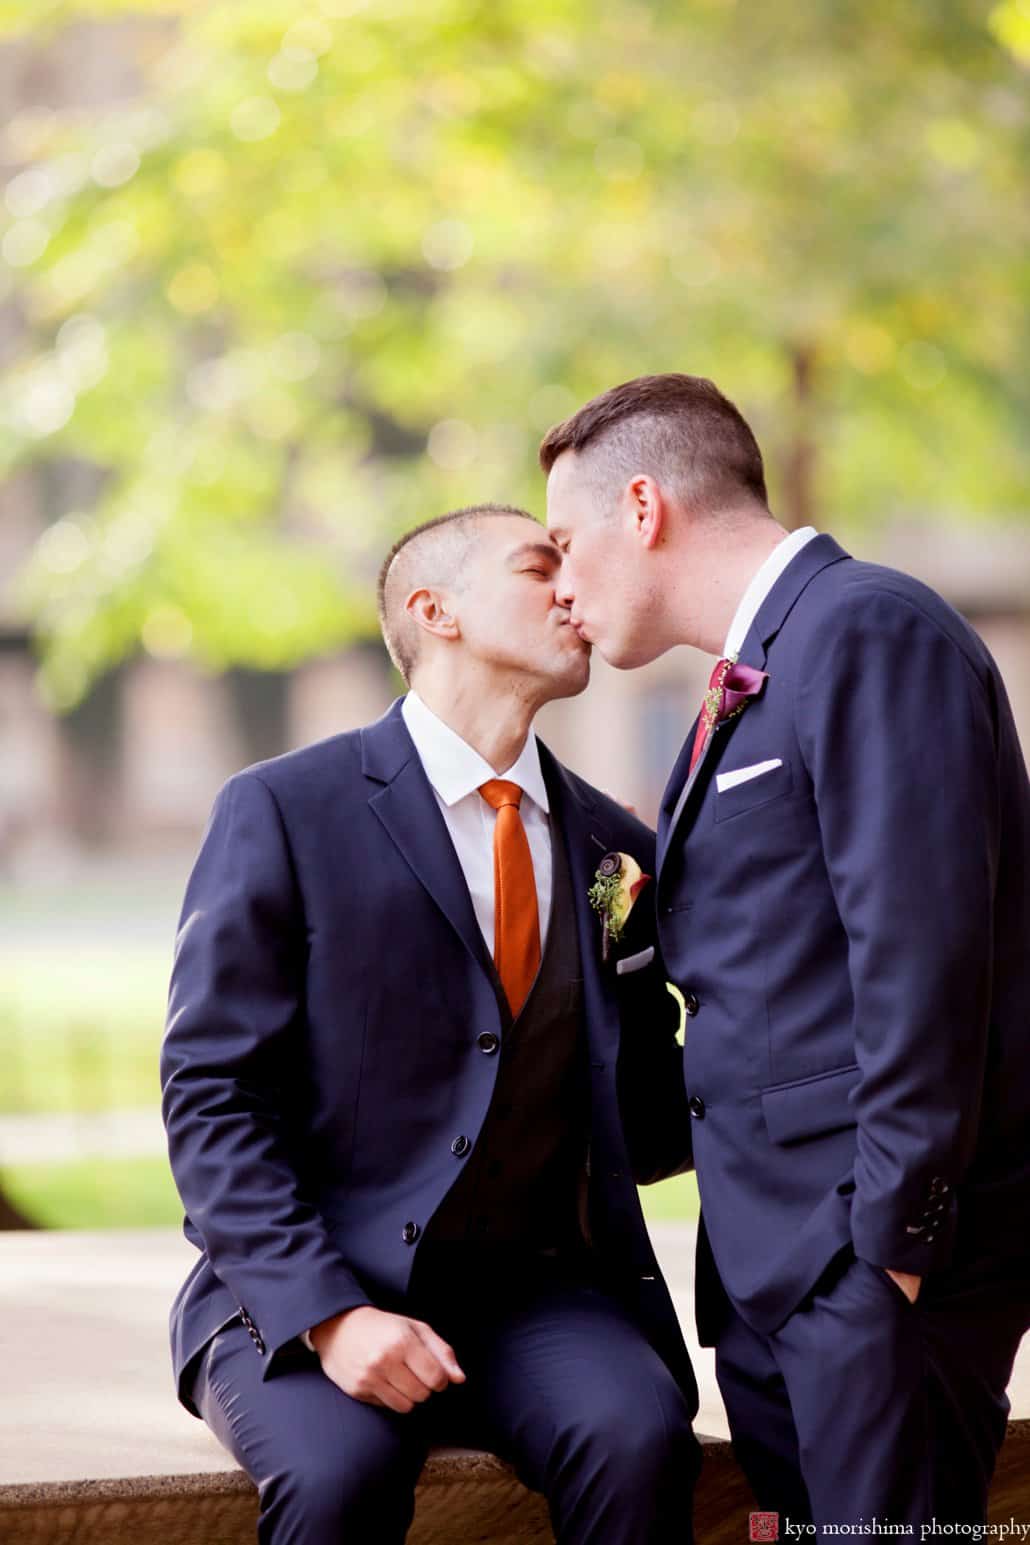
[{"left": 426, "top": 824, "right": 588, "bottom": 1250}]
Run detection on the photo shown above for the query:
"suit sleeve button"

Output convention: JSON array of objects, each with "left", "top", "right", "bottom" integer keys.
[
  {"left": 402, "top": 1221, "right": 420, "bottom": 1244},
  {"left": 688, "top": 1095, "right": 706, "bottom": 1119},
  {"left": 683, "top": 991, "right": 700, "bottom": 1017},
  {"left": 450, "top": 1135, "right": 471, "bottom": 1157}
]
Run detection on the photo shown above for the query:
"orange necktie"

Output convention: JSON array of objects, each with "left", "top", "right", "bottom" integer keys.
[{"left": 479, "top": 779, "right": 541, "bottom": 1016}]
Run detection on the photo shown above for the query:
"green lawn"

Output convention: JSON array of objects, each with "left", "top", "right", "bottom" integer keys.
[
  {"left": 3, "top": 1153, "right": 697, "bottom": 1230},
  {"left": 2, "top": 1156, "right": 184, "bottom": 1229},
  {"left": 0, "top": 943, "right": 168, "bottom": 1114},
  {"left": 638, "top": 1171, "right": 700, "bottom": 1222}
]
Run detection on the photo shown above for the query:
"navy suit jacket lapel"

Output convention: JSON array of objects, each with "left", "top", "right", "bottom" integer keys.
[
  {"left": 361, "top": 700, "right": 495, "bottom": 982},
  {"left": 538, "top": 743, "right": 621, "bottom": 1063},
  {"left": 657, "top": 712, "right": 700, "bottom": 855},
  {"left": 657, "top": 534, "right": 851, "bottom": 869}
]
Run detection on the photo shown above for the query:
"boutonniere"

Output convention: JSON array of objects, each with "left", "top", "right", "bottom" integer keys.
[
  {"left": 588, "top": 852, "right": 652, "bottom": 963},
  {"left": 705, "top": 655, "right": 769, "bottom": 732},
  {"left": 692, "top": 655, "right": 769, "bottom": 770}
]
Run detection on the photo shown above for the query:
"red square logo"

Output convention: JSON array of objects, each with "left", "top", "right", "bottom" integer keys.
[{"left": 749, "top": 1514, "right": 780, "bottom": 1542}]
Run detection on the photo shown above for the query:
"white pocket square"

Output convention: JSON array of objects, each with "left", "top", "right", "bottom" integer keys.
[
  {"left": 616, "top": 945, "right": 655, "bottom": 976},
  {"left": 716, "top": 758, "right": 783, "bottom": 794}
]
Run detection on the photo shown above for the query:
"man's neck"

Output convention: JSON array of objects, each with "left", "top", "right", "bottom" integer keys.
[
  {"left": 410, "top": 671, "right": 539, "bottom": 774},
  {"left": 674, "top": 513, "right": 788, "bottom": 657}
]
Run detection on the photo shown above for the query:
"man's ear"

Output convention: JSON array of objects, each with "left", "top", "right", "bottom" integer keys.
[
  {"left": 627, "top": 474, "right": 665, "bottom": 550},
  {"left": 405, "top": 586, "right": 460, "bottom": 642}
]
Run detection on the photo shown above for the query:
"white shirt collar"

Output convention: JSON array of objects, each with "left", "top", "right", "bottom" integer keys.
[
  {"left": 401, "top": 691, "right": 550, "bottom": 814},
  {"left": 723, "top": 526, "right": 819, "bottom": 660}
]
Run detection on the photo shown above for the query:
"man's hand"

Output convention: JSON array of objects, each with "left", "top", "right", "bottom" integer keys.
[
  {"left": 885, "top": 1269, "right": 922, "bottom": 1304},
  {"left": 309, "top": 1306, "right": 466, "bottom": 1413}
]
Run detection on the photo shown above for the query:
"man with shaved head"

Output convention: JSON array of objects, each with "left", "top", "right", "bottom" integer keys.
[{"left": 162, "top": 502, "right": 700, "bottom": 1544}]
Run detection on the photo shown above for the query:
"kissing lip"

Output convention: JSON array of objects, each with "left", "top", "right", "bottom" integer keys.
[{"left": 561, "top": 619, "right": 591, "bottom": 652}]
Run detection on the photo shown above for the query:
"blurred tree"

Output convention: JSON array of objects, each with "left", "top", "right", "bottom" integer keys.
[{"left": 0, "top": 0, "right": 1028, "bottom": 707}]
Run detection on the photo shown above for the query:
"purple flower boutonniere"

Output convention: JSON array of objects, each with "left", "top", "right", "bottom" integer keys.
[
  {"left": 588, "top": 851, "right": 651, "bottom": 963},
  {"left": 690, "top": 655, "right": 769, "bottom": 775},
  {"left": 706, "top": 656, "right": 769, "bottom": 730}
]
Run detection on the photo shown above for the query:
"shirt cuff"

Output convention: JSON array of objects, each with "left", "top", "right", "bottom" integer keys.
[{"left": 300, "top": 1329, "right": 316, "bottom": 1353}]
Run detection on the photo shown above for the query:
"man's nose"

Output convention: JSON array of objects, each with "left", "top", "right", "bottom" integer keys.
[{"left": 555, "top": 565, "right": 576, "bottom": 609}]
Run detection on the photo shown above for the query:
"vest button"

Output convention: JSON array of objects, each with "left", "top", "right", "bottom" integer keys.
[
  {"left": 477, "top": 1031, "right": 499, "bottom": 1054},
  {"left": 684, "top": 991, "right": 700, "bottom": 1017},
  {"left": 450, "top": 1135, "right": 471, "bottom": 1157},
  {"left": 688, "top": 1095, "right": 706, "bottom": 1119},
  {"left": 401, "top": 1221, "right": 420, "bottom": 1244}
]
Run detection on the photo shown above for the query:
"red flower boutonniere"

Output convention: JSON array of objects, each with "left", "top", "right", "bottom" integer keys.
[{"left": 588, "top": 851, "right": 651, "bottom": 963}]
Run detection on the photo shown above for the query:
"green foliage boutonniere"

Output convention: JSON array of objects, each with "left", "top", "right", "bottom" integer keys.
[{"left": 588, "top": 851, "right": 651, "bottom": 963}]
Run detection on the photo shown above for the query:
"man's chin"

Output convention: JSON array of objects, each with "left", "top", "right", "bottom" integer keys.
[
  {"left": 545, "top": 654, "right": 591, "bottom": 701},
  {"left": 597, "top": 631, "right": 665, "bottom": 671}
]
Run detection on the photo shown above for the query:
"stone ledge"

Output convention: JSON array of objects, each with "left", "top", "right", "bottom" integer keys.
[
  {"left": 2, "top": 1428, "right": 1028, "bottom": 1545},
  {"left": 1, "top": 1230, "right": 1026, "bottom": 1543}
]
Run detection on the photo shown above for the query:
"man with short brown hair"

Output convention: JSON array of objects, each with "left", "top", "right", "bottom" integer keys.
[{"left": 543, "top": 372, "right": 1030, "bottom": 1533}]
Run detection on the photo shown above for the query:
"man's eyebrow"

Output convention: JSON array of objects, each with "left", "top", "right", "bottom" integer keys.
[{"left": 506, "top": 541, "right": 560, "bottom": 564}]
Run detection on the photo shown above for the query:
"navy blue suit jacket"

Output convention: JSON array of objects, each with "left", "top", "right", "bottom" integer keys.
[
  {"left": 656, "top": 534, "right": 1030, "bottom": 1339},
  {"left": 162, "top": 698, "right": 695, "bottom": 1414}
]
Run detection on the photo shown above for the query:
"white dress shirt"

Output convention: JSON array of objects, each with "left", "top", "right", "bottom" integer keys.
[
  {"left": 723, "top": 526, "right": 818, "bottom": 660},
  {"left": 401, "top": 689, "right": 553, "bottom": 947}
]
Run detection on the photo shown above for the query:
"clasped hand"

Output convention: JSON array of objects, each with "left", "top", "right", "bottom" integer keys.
[{"left": 310, "top": 1306, "right": 466, "bottom": 1414}]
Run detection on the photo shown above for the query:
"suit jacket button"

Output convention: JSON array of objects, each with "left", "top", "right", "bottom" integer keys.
[
  {"left": 684, "top": 991, "right": 700, "bottom": 1017},
  {"left": 451, "top": 1135, "right": 471, "bottom": 1156},
  {"left": 402, "top": 1221, "right": 420, "bottom": 1244},
  {"left": 477, "top": 1032, "right": 499, "bottom": 1054},
  {"left": 688, "top": 1095, "right": 706, "bottom": 1119}
]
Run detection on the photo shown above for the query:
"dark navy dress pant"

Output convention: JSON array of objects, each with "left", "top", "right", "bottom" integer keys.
[
  {"left": 713, "top": 1247, "right": 1028, "bottom": 1539},
  {"left": 191, "top": 1246, "right": 699, "bottom": 1544}
]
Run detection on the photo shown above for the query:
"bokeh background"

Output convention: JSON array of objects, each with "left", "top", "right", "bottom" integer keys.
[{"left": 1, "top": 0, "right": 1029, "bottom": 1233}]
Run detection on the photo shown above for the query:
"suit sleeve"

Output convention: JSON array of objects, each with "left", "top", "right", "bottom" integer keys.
[
  {"left": 795, "top": 588, "right": 999, "bottom": 1274},
  {"left": 160, "top": 772, "right": 371, "bottom": 1369}
]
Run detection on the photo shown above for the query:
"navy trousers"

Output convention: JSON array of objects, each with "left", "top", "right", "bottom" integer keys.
[
  {"left": 713, "top": 1246, "right": 1028, "bottom": 1538},
  {"left": 191, "top": 1245, "right": 700, "bottom": 1545}
]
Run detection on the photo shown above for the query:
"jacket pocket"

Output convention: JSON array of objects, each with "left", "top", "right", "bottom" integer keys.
[
  {"left": 713, "top": 756, "right": 793, "bottom": 822},
  {"left": 761, "top": 1062, "right": 860, "bottom": 1145}
]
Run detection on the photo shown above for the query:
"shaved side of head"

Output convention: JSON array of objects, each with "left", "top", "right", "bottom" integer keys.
[
  {"left": 377, "top": 504, "right": 540, "bottom": 682},
  {"left": 539, "top": 372, "right": 768, "bottom": 521}
]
